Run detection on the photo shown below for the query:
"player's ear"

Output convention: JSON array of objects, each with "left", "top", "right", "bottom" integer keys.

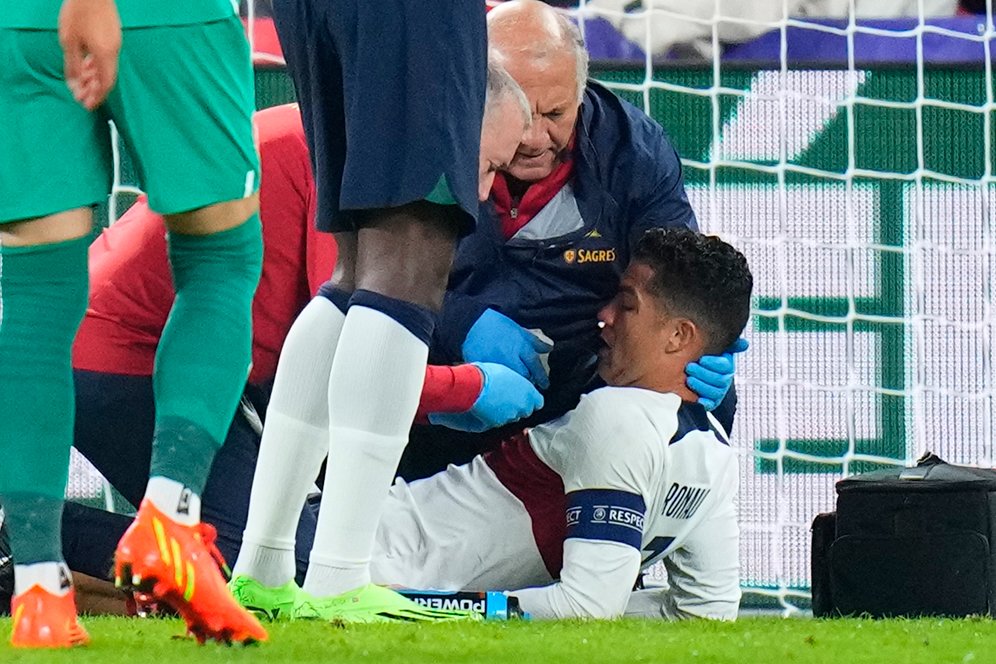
[{"left": 663, "top": 318, "right": 697, "bottom": 354}]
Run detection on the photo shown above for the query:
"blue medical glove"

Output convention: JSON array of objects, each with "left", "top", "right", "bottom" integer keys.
[
  {"left": 462, "top": 309, "right": 553, "bottom": 389},
  {"left": 428, "top": 363, "right": 545, "bottom": 433},
  {"left": 685, "top": 337, "right": 749, "bottom": 410}
]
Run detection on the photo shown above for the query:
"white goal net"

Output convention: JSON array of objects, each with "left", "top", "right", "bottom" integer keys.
[{"left": 578, "top": 0, "right": 996, "bottom": 612}]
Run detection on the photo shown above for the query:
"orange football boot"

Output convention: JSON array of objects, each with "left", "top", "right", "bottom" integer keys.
[
  {"left": 9, "top": 585, "right": 89, "bottom": 648},
  {"left": 114, "top": 500, "right": 267, "bottom": 645}
]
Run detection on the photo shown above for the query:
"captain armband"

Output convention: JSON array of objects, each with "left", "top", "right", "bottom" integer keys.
[{"left": 565, "top": 489, "right": 647, "bottom": 550}]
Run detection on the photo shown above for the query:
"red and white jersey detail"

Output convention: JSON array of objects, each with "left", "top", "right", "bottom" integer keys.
[{"left": 484, "top": 432, "right": 566, "bottom": 576}]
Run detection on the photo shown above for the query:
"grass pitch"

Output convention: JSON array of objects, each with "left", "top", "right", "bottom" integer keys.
[{"left": 1, "top": 615, "right": 993, "bottom": 663}]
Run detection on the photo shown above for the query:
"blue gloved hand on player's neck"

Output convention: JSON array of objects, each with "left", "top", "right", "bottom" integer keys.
[{"left": 685, "top": 337, "right": 749, "bottom": 411}]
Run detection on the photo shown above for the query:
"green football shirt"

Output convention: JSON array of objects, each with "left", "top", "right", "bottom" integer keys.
[{"left": 0, "top": 0, "right": 237, "bottom": 29}]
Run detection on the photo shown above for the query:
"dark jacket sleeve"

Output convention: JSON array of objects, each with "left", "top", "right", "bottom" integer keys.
[
  {"left": 581, "top": 83, "right": 698, "bottom": 248},
  {"left": 628, "top": 132, "right": 698, "bottom": 242}
]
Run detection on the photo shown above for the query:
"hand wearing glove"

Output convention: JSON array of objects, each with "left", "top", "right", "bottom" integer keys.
[
  {"left": 428, "top": 362, "right": 544, "bottom": 433},
  {"left": 685, "top": 337, "right": 749, "bottom": 410},
  {"left": 462, "top": 309, "right": 553, "bottom": 389}
]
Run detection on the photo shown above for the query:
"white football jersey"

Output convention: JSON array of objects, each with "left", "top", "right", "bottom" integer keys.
[{"left": 370, "top": 386, "right": 740, "bottom": 620}]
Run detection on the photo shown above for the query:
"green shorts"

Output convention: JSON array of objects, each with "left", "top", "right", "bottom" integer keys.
[{"left": 0, "top": 16, "right": 258, "bottom": 223}]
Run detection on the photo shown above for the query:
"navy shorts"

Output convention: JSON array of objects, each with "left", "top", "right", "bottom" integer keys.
[{"left": 273, "top": 0, "right": 487, "bottom": 233}]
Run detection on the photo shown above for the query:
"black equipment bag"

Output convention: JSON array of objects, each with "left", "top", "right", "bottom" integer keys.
[{"left": 811, "top": 452, "right": 996, "bottom": 618}]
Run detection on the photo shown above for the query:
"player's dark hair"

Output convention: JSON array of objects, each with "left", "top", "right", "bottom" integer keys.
[{"left": 633, "top": 228, "right": 753, "bottom": 355}]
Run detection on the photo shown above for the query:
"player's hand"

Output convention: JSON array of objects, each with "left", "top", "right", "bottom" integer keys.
[
  {"left": 59, "top": 0, "right": 122, "bottom": 111},
  {"left": 685, "top": 337, "right": 749, "bottom": 410},
  {"left": 463, "top": 309, "right": 553, "bottom": 389},
  {"left": 428, "top": 363, "right": 544, "bottom": 433}
]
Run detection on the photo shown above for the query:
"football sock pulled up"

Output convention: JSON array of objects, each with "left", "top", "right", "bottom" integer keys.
[
  {"left": 235, "top": 295, "right": 347, "bottom": 587},
  {"left": 149, "top": 214, "right": 263, "bottom": 496},
  {"left": 305, "top": 292, "right": 433, "bottom": 597},
  {"left": 0, "top": 236, "right": 89, "bottom": 566}
]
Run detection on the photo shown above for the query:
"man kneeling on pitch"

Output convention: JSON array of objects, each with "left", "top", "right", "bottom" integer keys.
[{"left": 234, "top": 227, "right": 752, "bottom": 620}]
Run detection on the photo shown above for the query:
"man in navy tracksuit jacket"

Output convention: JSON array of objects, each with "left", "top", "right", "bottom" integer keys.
[
  {"left": 399, "top": 0, "right": 739, "bottom": 479},
  {"left": 437, "top": 80, "right": 697, "bottom": 364}
]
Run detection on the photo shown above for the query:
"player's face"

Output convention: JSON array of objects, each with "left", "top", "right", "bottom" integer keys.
[
  {"left": 501, "top": 50, "right": 581, "bottom": 183},
  {"left": 480, "top": 99, "right": 528, "bottom": 201},
  {"left": 596, "top": 263, "right": 670, "bottom": 387}
]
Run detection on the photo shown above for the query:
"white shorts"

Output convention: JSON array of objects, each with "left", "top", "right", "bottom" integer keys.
[{"left": 370, "top": 456, "right": 554, "bottom": 592}]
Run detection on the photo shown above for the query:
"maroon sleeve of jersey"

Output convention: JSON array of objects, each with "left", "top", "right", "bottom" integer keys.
[
  {"left": 414, "top": 363, "right": 484, "bottom": 422},
  {"left": 484, "top": 432, "right": 567, "bottom": 578}
]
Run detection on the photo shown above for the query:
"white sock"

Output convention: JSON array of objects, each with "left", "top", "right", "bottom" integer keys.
[
  {"left": 304, "top": 305, "right": 427, "bottom": 597},
  {"left": 145, "top": 476, "right": 201, "bottom": 526},
  {"left": 232, "top": 541, "right": 298, "bottom": 589},
  {"left": 14, "top": 561, "right": 73, "bottom": 597},
  {"left": 233, "top": 297, "right": 344, "bottom": 587}
]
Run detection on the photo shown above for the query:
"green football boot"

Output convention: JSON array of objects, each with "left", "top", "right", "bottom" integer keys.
[{"left": 228, "top": 574, "right": 306, "bottom": 622}]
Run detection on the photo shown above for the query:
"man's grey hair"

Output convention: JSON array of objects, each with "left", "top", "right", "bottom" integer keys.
[
  {"left": 485, "top": 57, "right": 532, "bottom": 128},
  {"left": 554, "top": 12, "right": 590, "bottom": 104}
]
